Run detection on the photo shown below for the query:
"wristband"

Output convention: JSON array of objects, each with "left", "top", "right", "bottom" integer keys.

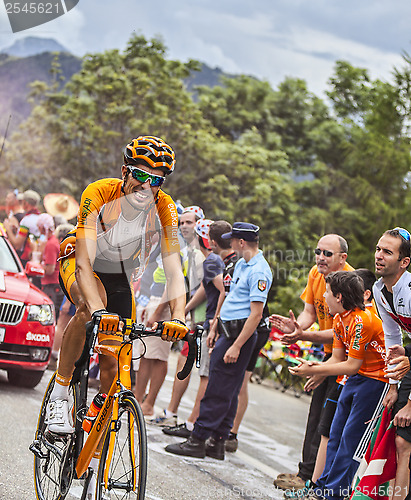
[
  {"left": 171, "top": 319, "right": 186, "bottom": 327},
  {"left": 92, "top": 309, "right": 108, "bottom": 318}
]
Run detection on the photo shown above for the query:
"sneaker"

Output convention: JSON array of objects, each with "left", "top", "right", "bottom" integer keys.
[
  {"left": 205, "top": 437, "right": 225, "bottom": 460},
  {"left": 274, "top": 474, "right": 306, "bottom": 490},
  {"left": 46, "top": 399, "right": 74, "bottom": 434},
  {"left": 225, "top": 434, "right": 238, "bottom": 452},
  {"left": 162, "top": 422, "right": 192, "bottom": 438},
  {"left": 146, "top": 409, "right": 177, "bottom": 427},
  {"left": 165, "top": 435, "right": 206, "bottom": 458}
]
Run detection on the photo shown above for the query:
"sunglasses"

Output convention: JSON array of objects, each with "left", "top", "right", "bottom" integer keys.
[
  {"left": 127, "top": 166, "right": 165, "bottom": 187},
  {"left": 314, "top": 248, "right": 335, "bottom": 257},
  {"left": 394, "top": 227, "right": 411, "bottom": 242}
]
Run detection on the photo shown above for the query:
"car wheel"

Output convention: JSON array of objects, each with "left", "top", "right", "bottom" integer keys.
[{"left": 7, "top": 369, "right": 44, "bottom": 388}]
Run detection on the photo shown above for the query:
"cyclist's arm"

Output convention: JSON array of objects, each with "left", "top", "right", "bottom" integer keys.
[{"left": 75, "top": 237, "right": 105, "bottom": 314}]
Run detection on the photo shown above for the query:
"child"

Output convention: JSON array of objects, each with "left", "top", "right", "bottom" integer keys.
[{"left": 288, "top": 270, "right": 387, "bottom": 500}]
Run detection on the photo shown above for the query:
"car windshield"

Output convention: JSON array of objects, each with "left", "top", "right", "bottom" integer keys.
[{"left": 0, "top": 237, "right": 21, "bottom": 273}]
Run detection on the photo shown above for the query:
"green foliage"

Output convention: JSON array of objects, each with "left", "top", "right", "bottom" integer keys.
[{"left": 3, "top": 35, "right": 411, "bottom": 317}]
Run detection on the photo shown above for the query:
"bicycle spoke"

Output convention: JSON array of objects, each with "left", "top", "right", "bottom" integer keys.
[{"left": 96, "top": 398, "right": 147, "bottom": 500}]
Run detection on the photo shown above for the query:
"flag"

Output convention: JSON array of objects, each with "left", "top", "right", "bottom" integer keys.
[{"left": 350, "top": 408, "right": 397, "bottom": 500}]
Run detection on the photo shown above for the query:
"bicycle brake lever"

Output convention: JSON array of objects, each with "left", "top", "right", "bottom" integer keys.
[
  {"left": 177, "top": 325, "right": 203, "bottom": 380},
  {"left": 195, "top": 325, "right": 203, "bottom": 368}
]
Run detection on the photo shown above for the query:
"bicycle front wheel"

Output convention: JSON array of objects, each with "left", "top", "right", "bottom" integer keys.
[{"left": 96, "top": 395, "right": 147, "bottom": 500}]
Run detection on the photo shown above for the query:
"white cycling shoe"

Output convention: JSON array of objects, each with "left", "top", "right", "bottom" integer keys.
[{"left": 46, "top": 398, "right": 74, "bottom": 434}]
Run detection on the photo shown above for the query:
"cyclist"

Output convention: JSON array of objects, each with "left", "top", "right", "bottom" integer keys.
[{"left": 46, "top": 135, "right": 189, "bottom": 435}]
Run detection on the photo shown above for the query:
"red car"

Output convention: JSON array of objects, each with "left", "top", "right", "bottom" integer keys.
[{"left": 0, "top": 224, "right": 55, "bottom": 388}]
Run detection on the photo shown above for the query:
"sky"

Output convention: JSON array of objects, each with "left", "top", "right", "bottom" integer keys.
[{"left": 0, "top": 0, "right": 410, "bottom": 98}]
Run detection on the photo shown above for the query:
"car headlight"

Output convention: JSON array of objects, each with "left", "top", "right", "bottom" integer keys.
[{"left": 27, "top": 304, "right": 54, "bottom": 325}]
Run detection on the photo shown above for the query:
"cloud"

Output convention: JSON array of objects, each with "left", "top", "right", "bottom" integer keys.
[{"left": 0, "top": 0, "right": 407, "bottom": 97}]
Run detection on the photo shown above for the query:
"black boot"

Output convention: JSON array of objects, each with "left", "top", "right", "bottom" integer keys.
[
  {"left": 165, "top": 435, "right": 206, "bottom": 458},
  {"left": 205, "top": 437, "right": 225, "bottom": 460}
]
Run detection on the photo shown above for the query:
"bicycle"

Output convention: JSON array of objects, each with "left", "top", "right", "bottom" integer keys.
[{"left": 30, "top": 317, "right": 203, "bottom": 500}]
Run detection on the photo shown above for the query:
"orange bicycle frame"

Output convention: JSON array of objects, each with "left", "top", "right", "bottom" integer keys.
[{"left": 75, "top": 320, "right": 135, "bottom": 480}]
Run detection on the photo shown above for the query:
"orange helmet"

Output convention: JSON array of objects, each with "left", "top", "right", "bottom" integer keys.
[{"left": 123, "top": 136, "right": 175, "bottom": 174}]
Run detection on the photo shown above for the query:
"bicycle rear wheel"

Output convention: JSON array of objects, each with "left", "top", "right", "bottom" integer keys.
[
  {"left": 32, "top": 373, "right": 79, "bottom": 500},
  {"left": 96, "top": 394, "right": 147, "bottom": 500}
]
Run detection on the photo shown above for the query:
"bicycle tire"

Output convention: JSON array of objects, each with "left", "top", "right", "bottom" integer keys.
[
  {"left": 33, "top": 373, "right": 79, "bottom": 500},
  {"left": 96, "top": 394, "right": 147, "bottom": 500}
]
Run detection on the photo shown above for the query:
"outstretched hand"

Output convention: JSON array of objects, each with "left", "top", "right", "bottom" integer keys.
[
  {"left": 269, "top": 312, "right": 295, "bottom": 334},
  {"left": 385, "top": 355, "right": 410, "bottom": 380}
]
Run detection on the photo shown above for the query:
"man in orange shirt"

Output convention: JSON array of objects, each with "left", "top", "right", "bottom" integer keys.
[
  {"left": 271, "top": 234, "right": 353, "bottom": 489},
  {"left": 289, "top": 271, "right": 388, "bottom": 500}
]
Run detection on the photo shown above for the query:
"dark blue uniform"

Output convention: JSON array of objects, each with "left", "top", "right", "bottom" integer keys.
[{"left": 192, "top": 250, "right": 272, "bottom": 441}]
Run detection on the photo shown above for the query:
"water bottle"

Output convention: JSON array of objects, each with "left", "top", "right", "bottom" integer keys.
[{"left": 82, "top": 393, "right": 107, "bottom": 433}]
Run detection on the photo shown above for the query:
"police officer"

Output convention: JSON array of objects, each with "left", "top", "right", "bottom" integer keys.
[{"left": 165, "top": 222, "right": 273, "bottom": 460}]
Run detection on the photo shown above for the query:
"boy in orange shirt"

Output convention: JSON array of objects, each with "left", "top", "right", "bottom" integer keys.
[{"left": 289, "top": 271, "right": 388, "bottom": 500}]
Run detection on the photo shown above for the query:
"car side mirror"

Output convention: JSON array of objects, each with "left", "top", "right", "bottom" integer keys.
[{"left": 25, "top": 261, "right": 45, "bottom": 277}]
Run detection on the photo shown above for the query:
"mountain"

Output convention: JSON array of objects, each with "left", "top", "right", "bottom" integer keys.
[
  {"left": 1, "top": 37, "right": 69, "bottom": 57},
  {"left": 0, "top": 37, "right": 236, "bottom": 135},
  {"left": 0, "top": 52, "right": 82, "bottom": 134}
]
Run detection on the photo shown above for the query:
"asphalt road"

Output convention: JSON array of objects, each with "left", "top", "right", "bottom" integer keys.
[{"left": 0, "top": 351, "right": 310, "bottom": 500}]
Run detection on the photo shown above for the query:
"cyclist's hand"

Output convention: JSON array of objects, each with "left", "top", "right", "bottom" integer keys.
[
  {"left": 92, "top": 309, "right": 120, "bottom": 332},
  {"left": 161, "top": 319, "right": 189, "bottom": 342}
]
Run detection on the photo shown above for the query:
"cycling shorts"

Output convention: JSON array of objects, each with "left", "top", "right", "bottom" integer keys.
[{"left": 59, "top": 255, "right": 135, "bottom": 320}]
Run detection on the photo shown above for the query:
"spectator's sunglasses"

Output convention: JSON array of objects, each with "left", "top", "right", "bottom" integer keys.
[
  {"left": 126, "top": 166, "right": 165, "bottom": 187},
  {"left": 394, "top": 227, "right": 411, "bottom": 242},
  {"left": 314, "top": 248, "right": 335, "bottom": 257}
]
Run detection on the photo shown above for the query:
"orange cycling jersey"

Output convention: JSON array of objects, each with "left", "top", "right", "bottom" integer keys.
[
  {"left": 60, "top": 178, "right": 180, "bottom": 275},
  {"left": 332, "top": 307, "right": 387, "bottom": 384},
  {"left": 300, "top": 263, "right": 354, "bottom": 354}
]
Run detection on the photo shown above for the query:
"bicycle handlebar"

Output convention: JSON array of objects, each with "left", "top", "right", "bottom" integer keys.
[
  {"left": 84, "top": 317, "right": 203, "bottom": 380},
  {"left": 128, "top": 321, "right": 204, "bottom": 380}
]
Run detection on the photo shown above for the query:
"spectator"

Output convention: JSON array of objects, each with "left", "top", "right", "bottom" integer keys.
[
  {"left": 55, "top": 223, "right": 75, "bottom": 242},
  {"left": 165, "top": 222, "right": 272, "bottom": 460},
  {"left": 134, "top": 238, "right": 173, "bottom": 420},
  {"left": 3, "top": 189, "right": 41, "bottom": 266},
  {"left": 289, "top": 271, "right": 387, "bottom": 500},
  {"left": 43, "top": 193, "right": 79, "bottom": 223},
  {"left": 37, "top": 213, "right": 64, "bottom": 321},
  {"left": 162, "top": 219, "right": 226, "bottom": 438},
  {"left": 271, "top": 234, "right": 353, "bottom": 491},
  {"left": 4, "top": 190, "right": 25, "bottom": 232},
  {"left": 372, "top": 228, "right": 411, "bottom": 500},
  {"left": 148, "top": 205, "right": 207, "bottom": 425}
]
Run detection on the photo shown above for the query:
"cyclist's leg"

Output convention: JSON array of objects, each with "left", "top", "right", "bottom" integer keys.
[
  {"left": 57, "top": 281, "right": 105, "bottom": 378},
  {"left": 47, "top": 257, "right": 107, "bottom": 433}
]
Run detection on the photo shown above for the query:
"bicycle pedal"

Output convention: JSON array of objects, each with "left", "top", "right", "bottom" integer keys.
[{"left": 29, "top": 440, "right": 48, "bottom": 459}]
